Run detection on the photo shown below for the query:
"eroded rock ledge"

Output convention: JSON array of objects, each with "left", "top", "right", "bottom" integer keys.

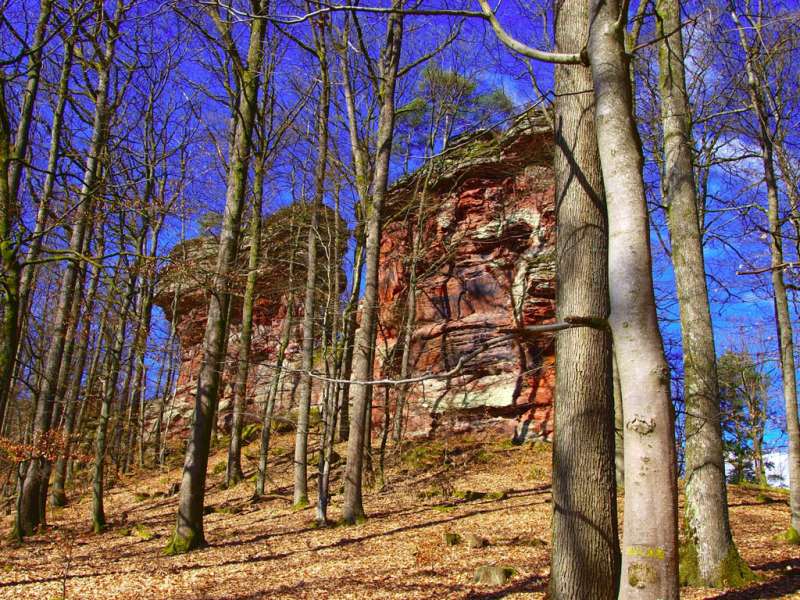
[
  {"left": 156, "top": 109, "right": 556, "bottom": 441},
  {"left": 375, "top": 110, "right": 556, "bottom": 440}
]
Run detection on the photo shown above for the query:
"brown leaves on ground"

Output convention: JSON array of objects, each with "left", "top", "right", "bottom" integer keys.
[{"left": 0, "top": 435, "right": 796, "bottom": 599}]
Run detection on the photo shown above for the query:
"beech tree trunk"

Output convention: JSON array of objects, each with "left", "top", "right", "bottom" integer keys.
[
  {"left": 341, "top": 7, "right": 404, "bottom": 524},
  {"left": 255, "top": 303, "right": 293, "bottom": 497},
  {"left": 13, "top": 4, "right": 120, "bottom": 537},
  {"left": 732, "top": 8, "right": 800, "bottom": 536},
  {"left": 91, "top": 265, "right": 137, "bottom": 532},
  {"left": 226, "top": 172, "right": 264, "bottom": 488},
  {"left": 549, "top": 1, "right": 620, "bottom": 597},
  {"left": 587, "top": 0, "right": 680, "bottom": 596},
  {"left": 656, "top": 0, "right": 751, "bottom": 586},
  {"left": 167, "top": 2, "right": 268, "bottom": 553},
  {"left": 51, "top": 224, "right": 105, "bottom": 506},
  {"left": 293, "top": 42, "right": 330, "bottom": 507}
]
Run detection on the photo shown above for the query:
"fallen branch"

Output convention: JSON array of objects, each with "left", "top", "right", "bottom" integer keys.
[{"left": 261, "top": 318, "right": 599, "bottom": 386}]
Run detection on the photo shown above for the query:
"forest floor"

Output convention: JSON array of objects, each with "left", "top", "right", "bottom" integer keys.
[{"left": 0, "top": 431, "right": 798, "bottom": 599}]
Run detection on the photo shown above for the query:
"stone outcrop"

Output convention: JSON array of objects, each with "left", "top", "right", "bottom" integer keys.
[
  {"left": 154, "top": 203, "right": 347, "bottom": 434},
  {"left": 375, "top": 110, "right": 556, "bottom": 440},
  {"left": 156, "top": 110, "right": 556, "bottom": 442}
]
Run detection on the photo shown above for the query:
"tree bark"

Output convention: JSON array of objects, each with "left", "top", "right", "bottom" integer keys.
[
  {"left": 732, "top": 7, "right": 800, "bottom": 537},
  {"left": 656, "top": 0, "right": 751, "bottom": 586},
  {"left": 51, "top": 223, "right": 105, "bottom": 506},
  {"left": 226, "top": 187, "right": 264, "bottom": 488},
  {"left": 342, "top": 6, "right": 404, "bottom": 524},
  {"left": 91, "top": 266, "right": 137, "bottom": 532},
  {"left": 166, "top": 1, "right": 268, "bottom": 553},
  {"left": 587, "top": 0, "right": 680, "bottom": 596},
  {"left": 293, "top": 39, "right": 330, "bottom": 507},
  {"left": 549, "top": 1, "right": 620, "bottom": 597}
]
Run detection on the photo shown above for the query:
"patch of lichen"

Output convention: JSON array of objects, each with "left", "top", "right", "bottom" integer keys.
[{"left": 680, "top": 539, "right": 757, "bottom": 587}]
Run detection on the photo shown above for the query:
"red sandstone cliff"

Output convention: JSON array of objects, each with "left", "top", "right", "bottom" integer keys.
[
  {"left": 154, "top": 203, "right": 346, "bottom": 433},
  {"left": 375, "top": 110, "right": 556, "bottom": 440},
  {"left": 155, "top": 110, "right": 556, "bottom": 442}
]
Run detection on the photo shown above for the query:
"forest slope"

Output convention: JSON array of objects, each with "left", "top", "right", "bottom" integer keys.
[{"left": 0, "top": 433, "right": 797, "bottom": 599}]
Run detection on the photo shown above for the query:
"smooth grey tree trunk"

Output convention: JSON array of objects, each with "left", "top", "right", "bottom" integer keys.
[
  {"left": 51, "top": 224, "right": 105, "bottom": 506},
  {"left": 342, "top": 6, "right": 404, "bottom": 524},
  {"left": 656, "top": 0, "right": 752, "bottom": 586},
  {"left": 549, "top": 1, "right": 620, "bottom": 597},
  {"left": 587, "top": 0, "right": 680, "bottom": 596},
  {"left": 732, "top": 8, "right": 800, "bottom": 538},
  {"left": 293, "top": 45, "right": 330, "bottom": 507},
  {"left": 226, "top": 166, "right": 264, "bottom": 488},
  {"left": 91, "top": 266, "right": 137, "bottom": 532},
  {"left": 255, "top": 303, "right": 293, "bottom": 497}
]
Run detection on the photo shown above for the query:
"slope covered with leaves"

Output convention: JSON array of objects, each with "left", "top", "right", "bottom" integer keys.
[{"left": 0, "top": 433, "right": 797, "bottom": 599}]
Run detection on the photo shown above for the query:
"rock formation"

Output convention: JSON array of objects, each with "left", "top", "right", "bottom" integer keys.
[
  {"left": 155, "top": 110, "right": 556, "bottom": 443},
  {"left": 375, "top": 110, "right": 556, "bottom": 440},
  {"left": 154, "top": 203, "right": 347, "bottom": 435}
]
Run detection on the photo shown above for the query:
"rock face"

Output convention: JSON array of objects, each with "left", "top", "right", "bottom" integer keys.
[
  {"left": 154, "top": 203, "right": 347, "bottom": 435},
  {"left": 375, "top": 110, "right": 556, "bottom": 440},
  {"left": 156, "top": 110, "right": 556, "bottom": 442}
]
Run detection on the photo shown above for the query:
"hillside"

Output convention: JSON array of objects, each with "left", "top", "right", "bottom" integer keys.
[{"left": 0, "top": 433, "right": 797, "bottom": 599}]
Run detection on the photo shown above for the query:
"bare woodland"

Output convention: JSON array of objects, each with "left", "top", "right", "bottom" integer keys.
[{"left": 1, "top": 0, "right": 800, "bottom": 598}]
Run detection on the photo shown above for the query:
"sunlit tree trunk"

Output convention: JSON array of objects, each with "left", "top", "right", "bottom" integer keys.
[
  {"left": 91, "top": 263, "right": 137, "bottom": 532},
  {"left": 226, "top": 168, "right": 265, "bottom": 488},
  {"left": 732, "top": 7, "right": 800, "bottom": 538},
  {"left": 51, "top": 224, "right": 105, "bottom": 506},
  {"left": 293, "top": 36, "right": 330, "bottom": 507},
  {"left": 549, "top": 1, "right": 620, "bottom": 597},
  {"left": 342, "top": 7, "right": 404, "bottom": 524},
  {"left": 587, "top": 0, "right": 680, "bottom": 596},
  {"left": 166, "top": 1, "right": 268, "bottom": 553},
  {"left": 656, "top": 0, "right": 751, "bottom": 586}
]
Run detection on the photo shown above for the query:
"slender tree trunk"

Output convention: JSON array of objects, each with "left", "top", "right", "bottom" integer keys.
[
  {"left": 51, "top": 225, "right": 105, "bottom": 506},
  {"left": 656, "top": 0, "right": 751, "bottom": 586},
  {"left": 167, "top": 2, "right": 268, "bottom": 553},
  {"left": 336, "top": 237, "right": 364, "bottom": 442},
  {"left": 91, "top": 270, "right": 137, "bottom": 532},
  {"left": 293, "top": 41, "right": 330, "bottom": 508},
  {"left": 226, "top": 168, "right": 265, "bottom": 488},
  {"left": 587, "top": 0, "right": 680, "bottom": 596},
  {"left": 732, "top": 8, "right": 800, "bottom": 537},
  {"left": 255, "top": 304, "right": 294, "bottom": 497},
  {"left": 549, "top": 2, "right": 620, "bottom": 596},
  {"left": 342, "top": 7, "right": 404, "bottom": 524},
  {"left": 0, "top": 0, "right": 54, "bottom": 432}
]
